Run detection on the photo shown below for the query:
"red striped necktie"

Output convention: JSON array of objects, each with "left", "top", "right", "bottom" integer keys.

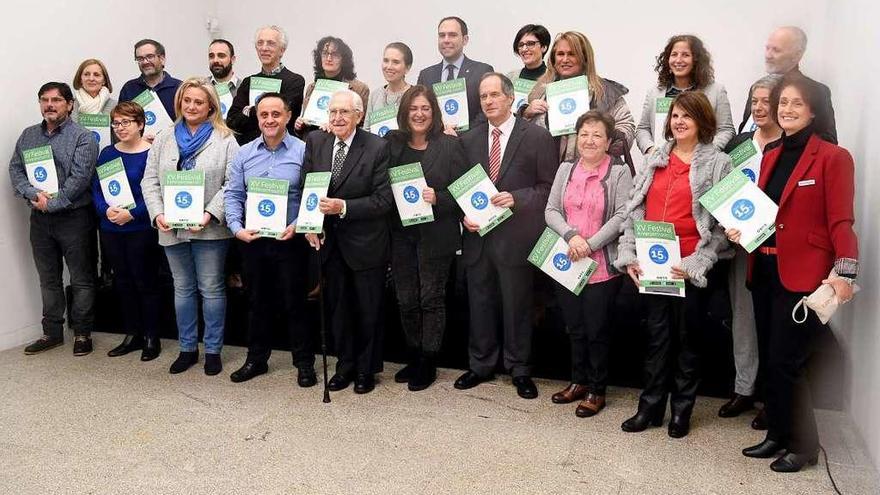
[{"left": 489, "top": 127, "right": 502, "bottom": 183}]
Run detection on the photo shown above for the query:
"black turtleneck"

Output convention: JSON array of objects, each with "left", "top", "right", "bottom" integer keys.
[
  {"left": 519, "top": 62, "right": 547, "bottom": 81},
  {"left": 763, "top": 123, "right": 813, "bottom": 247}
]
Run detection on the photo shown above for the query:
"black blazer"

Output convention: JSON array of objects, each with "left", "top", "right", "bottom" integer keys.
[
  {"left": 386, "top": 131, "right": 468, "bottom": 257},
  {"left": 302, "top": 128, "right": 392, "bottom": 270},
  {"left": 227, "top": 68, "right": 306, "bottom": 145},
  {"left": 459, "top": 117, "right": 559, "bottom": 266},
  {"left": 417, "top": 56, "right": 494, "bottom": 127}
]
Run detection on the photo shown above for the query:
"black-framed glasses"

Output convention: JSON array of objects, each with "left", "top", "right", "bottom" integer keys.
[
  {"left": 517, "top": 40, "right": 540, "bottom": 50},
  {"left": 134, "top": 54, "right": 158, "bottom": 63},
  {"left": 111, "top": 119, "right": 134, "bottom": 129}
]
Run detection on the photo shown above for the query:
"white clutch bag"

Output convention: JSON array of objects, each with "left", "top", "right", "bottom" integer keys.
[{"left": 792, "top": 269, "right": 860, "bottom": 324}]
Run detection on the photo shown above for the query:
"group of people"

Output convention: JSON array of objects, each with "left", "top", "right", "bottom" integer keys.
[{"left": 8, "top": 17, "right": 859, "bottom": 474}]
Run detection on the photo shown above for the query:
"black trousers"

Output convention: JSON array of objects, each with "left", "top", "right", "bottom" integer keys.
[
  {"left": 466, "top": 246, "right": 535, "bottom": 378},
  {"left": 751, "top": 253, "right": 821, "bottom": 454},
  {"left": 390, "top": 230, "right": 453, "bottom": 356},
  {"left": 638, "top": 277, "right": 711, "bottom": 416},
  {"left": 100, "top": 229, "right": 162, "bottom": 338},
  {"left": 240, "top": 236, "right": 313, "bottom": 369},
  {"left": 557, "top": 276, "right": 623, "bottom": 395},
  {"left": 29, "top": 207, "right": 97, "bottom": 338},
  {"left": 324, "top": 245, "right": 386, "bottom": 376}
]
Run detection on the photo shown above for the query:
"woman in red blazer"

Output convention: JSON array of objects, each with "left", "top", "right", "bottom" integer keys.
[{"left": 728, "top": 74, "right": 858, "bottom": 472}]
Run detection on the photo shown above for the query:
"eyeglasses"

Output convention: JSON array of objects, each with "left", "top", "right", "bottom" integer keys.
[
  {"left": 329, "top": 109, "right": 356, "bottom": 118},
  {"left": 321, "top": 51, "right": 341, "bottom": 60},
  {"left": 517, "top": 40, "right": 540, "bottom": 51},
  {"left": 111, "top": 119, "right": 135, "bottom": 129},
  {"left": 134, "top": 53, "right": 158, "bottom": 63}
]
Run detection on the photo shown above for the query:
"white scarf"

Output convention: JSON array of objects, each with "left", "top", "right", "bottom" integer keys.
[{"left": 75, "top": 86, "right": 111, "bottom": 114}]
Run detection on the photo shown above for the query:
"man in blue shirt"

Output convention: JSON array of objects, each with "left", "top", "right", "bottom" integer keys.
[
  {"left": 224, "top": 92, "right": 315, "bottom": 387},
  {"left": 118, "top": 39, "right": 182, "bottom": 142}
]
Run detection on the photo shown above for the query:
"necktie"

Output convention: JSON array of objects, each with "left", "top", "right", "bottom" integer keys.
[
  {"left": 446, "top": 64, "right": 456, "bottom": 81},
  {"left": 331, "top": 141, "right": 347, "bottom": 186},
  {"left": 489, "top": 127, "right": 502, "bottom": 183}
]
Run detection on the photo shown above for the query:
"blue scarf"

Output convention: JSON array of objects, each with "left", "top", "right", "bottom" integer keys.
[{"left": 175, "top": 121, "right": 213, "bottom": 170}]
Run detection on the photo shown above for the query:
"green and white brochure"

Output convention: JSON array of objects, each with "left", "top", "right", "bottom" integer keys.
[
  {"left": 22, "top": 145, "right": 59, "bottom": 196},
  {"left": 248, "top": 77, "right": 282, "bottom": 106},
  {"left": 295, "top": 172, "right": 332, "bottom": 233},
  {"left": 96, "top": 157, "right": 135, "bottom": 209},
  {"left": 302, "top": 79, "right": 349, "bottom": 126},
  {"left": 699, "top": 168, "right": 778, "bottom": 253},
  {"left": 545, "top": 75, "right": 590, "bottom": 136},
  {"left": 653, "top": 97, "right": 673, "bottom": 145},
  {"left": 448, "top": 164, "right": 511, "bottom": 237},
  {"left": 528, "top": 227, "right": 597, "bottom": 295},
  {"left": 133, "top": 89, "right": 173, "bottom": 135},
  {"left": 215, "top": 82, "right": 234, "bottom": 119},
  {"left": 511, "top": 78, "right": 537, "bottom": 113},
  {"left": 245, "top": 177, "right": 289, "bottom": 238},
  {"left": 433, "top": 78, "right": 469, "bottom": 132},
  {"left": 389, "top": 162, "right": 434, "bottom": 227},
  {"left": 163, "top": 170, "right": 205, "bottom": 228},
  {"left": 728, "top": 138, "right": 763, "bottom": 184},
  {"left": 77, "top": 113, "right": 111, "bottom": 149},
  {"left": 367, "top": 104, "right": 399, "bottom": 137},
  {"left": 634, "top": 221, "right": 685, "bottom": 297}
]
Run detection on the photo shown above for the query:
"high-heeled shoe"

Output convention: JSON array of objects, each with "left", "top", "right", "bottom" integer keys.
[
  {"left": 667, "top": 413, "right": 691, "bottom": 438},
  {"left": 742, "top": 438, "right": 786, "bottom": 458},
  {"left": 621, "top": 407, "right": 664, "bottom": 432},
  {"left": 770, "top": 451, "right": 818, "bottom": 472},
  {"left": 141, "top": 337, "right": 161, "bottom": 362}
]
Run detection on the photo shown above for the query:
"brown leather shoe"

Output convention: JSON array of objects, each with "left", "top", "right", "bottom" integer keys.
[
  {"left": 551, "top": 383, "right": 588, "bottom": 404},
  {"left": 575, "top": 393, "right": 606, "bottom": 417}
]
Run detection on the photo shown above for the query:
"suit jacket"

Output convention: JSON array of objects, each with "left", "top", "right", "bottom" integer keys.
[
  {"left": 226, "top": 68, "right": 306, "bottom": 145},
  {"left": 302, "top": 128, "right": 392, "bottom": 270},
  {"left": 386, "top": 130, "right": 468, "bottom": 257},
  {"left": 417, "top": 55, "right": 494, "bottom": 127},
  {"left": 748, "top": 134, "right": 858, "bottom": 291},
  {"left": 459, "top": 116, "right": 559, "bottom": 266}
]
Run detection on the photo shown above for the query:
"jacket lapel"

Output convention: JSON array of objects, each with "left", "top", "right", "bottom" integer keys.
[
  {"left": 497, "top": 118, "right": 525, "bottom": 184},
  {"left": 757, "top": 145, "right": 781, "bottom": 190},
  {"left": 779, "top": 135, "right": 820, "bottom": 207}
]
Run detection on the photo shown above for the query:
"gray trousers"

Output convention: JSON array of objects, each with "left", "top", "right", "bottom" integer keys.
[{"left": 729, "top": 251, "right": 758, "bottom": 396}]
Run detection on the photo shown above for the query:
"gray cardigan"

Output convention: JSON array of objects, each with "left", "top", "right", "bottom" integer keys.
[
  {"left": 545, "top": 159, "right": 633, "bottom": 276},
  {"left": 140, "top": 126, "right": 239, "bottom": 247},
  {"left": 614, "top": 141, "right": 732, "bottom": 287},
  {"left": 635, "top": 82, "right": 735, "bottom": 154}
]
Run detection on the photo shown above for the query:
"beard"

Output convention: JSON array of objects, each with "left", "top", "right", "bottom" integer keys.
[{"left": 210, "top": 63, "right": 232, "bottom": 79}]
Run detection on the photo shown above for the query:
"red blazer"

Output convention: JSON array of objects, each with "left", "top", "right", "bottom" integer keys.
[{"left": 748, "top": 134, "right": 858, "bottom": 292}]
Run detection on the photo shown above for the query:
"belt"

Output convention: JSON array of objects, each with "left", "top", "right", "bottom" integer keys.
[{"left": 757, "top": 246, "right": 778, "bottom": 255}]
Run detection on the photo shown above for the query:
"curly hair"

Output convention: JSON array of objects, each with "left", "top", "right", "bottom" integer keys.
[
  {"left": 311, "top": 36, "right": 357, "bottom": 81},
  {"left": 654, "top": 34, "right": 715, "bottom": 90}
]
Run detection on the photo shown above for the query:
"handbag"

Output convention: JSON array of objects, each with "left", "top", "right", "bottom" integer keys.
[{"left": 791, "top": 269, "right": 860, "bottom": 324}]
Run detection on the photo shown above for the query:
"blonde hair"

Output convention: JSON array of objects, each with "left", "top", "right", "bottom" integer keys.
[
  {"left": 72, "top": 58, "right": 113, "bottom": 92},
  {"left": 173, "top": 77, "right": 233, "bottom": 137},
  {"left": 541, "top": 31, "right": 604, "bottom": 101}
]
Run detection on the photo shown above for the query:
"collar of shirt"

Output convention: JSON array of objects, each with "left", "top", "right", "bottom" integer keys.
[
  {"left": 258, "top": 132, "right": 293, "bottom": 152},
  {"left": 139, "top": 71, "right": 173, "bottom": 90},
  {"left": 212, "top": 74, "right": 240, "bottom": 91},
  {"left": 262, "top": 64, "right": 285, "bottom": 76},
  {"left": 333, "top": 130, "right": 356, "bottom": 153},
  {"left": 442, "top": 54, "right": 465, "bottom": 79},
  {"left": 40, "top": 115, "right": 72, "bottom": 136}
]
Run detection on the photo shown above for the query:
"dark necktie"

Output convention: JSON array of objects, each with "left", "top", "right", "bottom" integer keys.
[
  {"left": 331, "top": 141, "right": 347, "bottom": 187},
  {"left": 446, "top": 64, "right": 456, "bottom": 81}
]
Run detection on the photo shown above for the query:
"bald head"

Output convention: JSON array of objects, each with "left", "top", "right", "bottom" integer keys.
[{"left": 765, "top": 26, "right": 807, "bottom": 74}]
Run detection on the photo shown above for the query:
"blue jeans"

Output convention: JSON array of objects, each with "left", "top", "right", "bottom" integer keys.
[{"left": 164, "top": 240, "right": 229, "bottom": 354}]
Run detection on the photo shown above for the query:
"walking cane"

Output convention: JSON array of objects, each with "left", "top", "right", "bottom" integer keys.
[{"left": 311, "top": 237, "right": 331, "bottom": 404}]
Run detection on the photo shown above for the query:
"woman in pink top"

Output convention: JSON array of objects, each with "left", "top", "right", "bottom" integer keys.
[{"left": 544, "top": 111, "right": 633, "bottom": 417}]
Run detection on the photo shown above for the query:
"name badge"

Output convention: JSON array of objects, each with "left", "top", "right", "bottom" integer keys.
[{"left": 797, "top": 179, "right": 816, "bottom": 187}]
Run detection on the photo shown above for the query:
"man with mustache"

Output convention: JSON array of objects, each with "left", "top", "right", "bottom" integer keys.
[
  {"left": 207, "top": 39, "right": 240, "bottom": 98},
  {"left": 118, "top": 39, "right": 182, "bottom": 141}
]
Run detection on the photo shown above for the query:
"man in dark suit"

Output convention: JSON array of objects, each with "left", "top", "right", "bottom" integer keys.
[
  {"left": 739, "top": 26, "right": 836, "bottom": 143},
  {"left": 454, "top": 73, "right": 559, "bottom": 399},
  {"left": 417, "top": 16, "right": 494, "bottom": 128},
  {"left": 303, "top": 89, "right": 392, "bottom": 395}
]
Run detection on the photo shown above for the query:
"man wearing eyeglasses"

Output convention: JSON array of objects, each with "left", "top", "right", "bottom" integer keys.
[
  {"left": 118, "top": 39, "right": 182, "bottom": 141},
  {"left": 301, "top": 89, "right": 392, "bottom": 395}
]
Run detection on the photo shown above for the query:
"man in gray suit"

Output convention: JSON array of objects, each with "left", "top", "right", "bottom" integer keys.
[{"left": 417, "top": 16, "right": 494, "bottom": 127}]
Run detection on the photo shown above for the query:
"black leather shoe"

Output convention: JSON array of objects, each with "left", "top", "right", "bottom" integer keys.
[
  {"left": 141, "top": 337, "right": 161, "bottom": 361},
  {"left": 24, "top": 335, "right": 63, "bottom": 355},
  {"left": 751, "top": 409, "right": 768, "bottom": 430},
  {"left": 770, "top": 451, "right": 818, "bottom": 472},
  {"left": 743, "top": 438, "right": 786, "bottom": 458},
  {"left": 107, "top": 334, "right": 143, "bottom": 357},
  {"left": 667, "top": 414, "right": 691, "bottom": 438},
  {"left": 327, "top": 374, "right": 352, "bottom": 391},
  {"left": 718, "top": 394, "right": 755, "bottom": 418},
  {"left": 297, "top": 366, "right": 317, "bottom": 388},
  {"left": 204, "top": 353, "right": 222, "bottom": 376},
  {"left": 408, "top": 359, "right": 436, "bottom": 392},
  {"left": 512, "top": 376, "right": 538, "bottom": 399},
  {"left": 73, "top": 336, "right": 93, "bottom": 356},
  {"left": 621, "top": 408, "right": 665, "bottom": 433},
  {"left": 353, "top": 373, "right": 375, "bottom": 394},
  {"left": 454, "top": 370, "right": 491, "bottom": 390},
  {"left": 230, "top": 361, "right": 268, "bottom": 383},
  {"left": 169, "top": 351, "right": 199, "bottom": 374},
  {"left": 394, "top": 363, "right": 417, "bottom": 383}
]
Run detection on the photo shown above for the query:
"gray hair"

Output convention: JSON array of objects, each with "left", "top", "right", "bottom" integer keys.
[
  {"left": 779, "top": 26, "right": 808, "bottom": 56},
  {"left": 331, "top": 89, "right": 363, "bottom": 113},
  {"left": 254, "top": 25, "right": 288, "bottom": 51},
  {"left": 751, "top": 74, "right": 783, "bottom": 93},
  {"left": 479, "top": 72, "right": 515, "bottom": 98}
]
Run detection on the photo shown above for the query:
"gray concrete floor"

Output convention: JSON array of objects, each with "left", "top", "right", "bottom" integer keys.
[{"left": 0, "top": 333, "right": 877, "bottom": 495}]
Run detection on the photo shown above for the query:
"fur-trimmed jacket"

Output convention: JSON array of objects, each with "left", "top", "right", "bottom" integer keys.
[{"left": 614, "top": 140, "right": 732, "bottom": 287}]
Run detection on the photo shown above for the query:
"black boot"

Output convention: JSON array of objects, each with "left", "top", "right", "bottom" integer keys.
[
  {"left": 668, "top": 402, "right": 694, "bottom": 438},
  {"left": 141, "top": 337, "right": 161, "bottom": 361},
  {"left": 169, "top": 351, "right": 199, "bottom": 374},
  {"left": 107, "top": 334, "right": 143, "bottom": 357},
  {"left": 743, "top": 438, "right": 786, "bottom": 458},
  {"left": 408, "top": 355, "right": 437, "bottom": 392},
  {"left": 770, "top": 451, "right": 818, "bottom": 472},
  {"left": 621, "top": 406, "right": 665, "bottom": 433}
]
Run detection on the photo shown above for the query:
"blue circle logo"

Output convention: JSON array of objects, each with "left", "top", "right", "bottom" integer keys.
[
  {"left": 648, "top": 244, "right": 669, "bottom": 265},
  {"left": 470, "top": 191, "right": 488, "bottom": 210},
  {"left": 559, "top": 98, "right": 577, "bottom": 115},
  {"left": 741, "top": 168, "right": 757, "bottom": 183},
  {"left": 220, "top": 103, "right": 227, "bottom": 115},
  {"left": 108, "top": 180, "right": 121, "bottom": 196},
  {"left": 317, "top": 96, "right": 330, "bottom": 110},
  {"left": 144, "top": 111, "right": 156, "bottom": 125},
  {"left": 731, "top": 198, "right": 755, "bottom": 221},
  {"left": 403, "top": 185, "right": 420, "bottom": 204},
  {"left": 444, "top": 99, "right": 459, "bottom": 116},
  {"left": 92, "top": 131, "right": 101, "bottom": 143},
  {"left": 258, "top": 199, "right": 275, "bottom": 217},
  {"left": 305, "top": 193, "right": 319, "bottom": 212},
  {"left": 34, "top": 166, "right": 48, "bottom": 182},
  {"left": 378, "top": 126, "right": 390, "bottom": 137},
  {"left": 175, "top": 191, "right": 192, "bottom": 209},
  {"left": 553, "top": 253, "right": 572, "bottom": 272}
]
